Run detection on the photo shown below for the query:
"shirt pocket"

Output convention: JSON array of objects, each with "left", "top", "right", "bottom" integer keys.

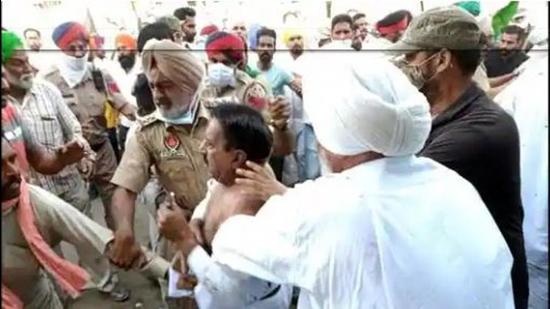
[{"left": 36, "top": 112, "right": 64, "bottom": 148}]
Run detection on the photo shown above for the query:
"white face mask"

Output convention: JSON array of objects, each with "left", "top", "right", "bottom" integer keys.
[
  {"left": 59, "top": 53, "right": 88, "bottom": 87},
  {"left": 207, "top": 63, "right": 237, "bottom": 88},
  {"left": 62, "top": 53, "right": 87, "bottom": 71}
]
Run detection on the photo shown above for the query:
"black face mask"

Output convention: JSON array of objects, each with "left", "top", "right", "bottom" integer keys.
[{"left": 118, "top": 54, "right": 136, "bottom": 72}]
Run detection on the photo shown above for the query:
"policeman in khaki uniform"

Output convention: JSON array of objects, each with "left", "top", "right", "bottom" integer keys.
[
  {"left": 201, "top": 31, "right": 293, "bottom": 156},
  {"left": 43, "top": 22, "right": 136, "bottom": 230}
]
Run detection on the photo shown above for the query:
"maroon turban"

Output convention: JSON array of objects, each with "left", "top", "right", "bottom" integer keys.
[{"left": 205, "top": 31, "right": 245, "bottom": 64}]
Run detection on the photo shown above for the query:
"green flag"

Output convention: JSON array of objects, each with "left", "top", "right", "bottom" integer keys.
[{"left": 492, "top": 1, "right": 519, "bottom": 39}]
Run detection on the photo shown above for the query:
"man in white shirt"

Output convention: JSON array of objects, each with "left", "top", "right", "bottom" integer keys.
[
  {"left": 495, "top": 45, "right": 548, "bottom": 309},
  {"left": 158, "top": 52, "right": 515, "bottom": 308}
]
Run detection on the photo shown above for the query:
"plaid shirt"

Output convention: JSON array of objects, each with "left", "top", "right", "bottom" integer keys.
[{"left": 14, "top": 78, "right": 84, "bottom": 195}]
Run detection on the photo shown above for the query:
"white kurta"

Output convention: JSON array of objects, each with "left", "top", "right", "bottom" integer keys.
[
  {"left": 207, "top": 156, "right": 514, "bottom": 309},
  {"left": 495, "top": 53, "right": 549, "bottom": 265}
]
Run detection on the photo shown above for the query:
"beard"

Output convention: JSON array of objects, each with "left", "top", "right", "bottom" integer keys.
[
  {"left": 259, "top": 52, "right": 273, "bottom": 64},
  {"left": 290, "top": 45, "right": 304, "bottom": 57},
  {"left": 118, "top": 54, "right": 136, "bottom": 72},
  {"left": 6, "top": 72, "right": 34, "bottom": 90}
]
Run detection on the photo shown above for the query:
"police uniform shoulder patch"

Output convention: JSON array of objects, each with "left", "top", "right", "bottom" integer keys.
[
  {"left": 136, "top": 114, "right": 161, "bottom": 131},
  {"left": 243, "top": 81, "right": 269, "bottom": 110},
  {"left": 164, "top": 131, "right": 181, "bottom": 152},
  {"left": 235, "top": 70, "right": 252, "bottom": 84}
]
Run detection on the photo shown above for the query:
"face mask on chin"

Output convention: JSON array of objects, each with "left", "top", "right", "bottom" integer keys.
[
  {"left": 156, "top": 89, "right": 200, "bottom": 125},
  {"left": 207, "top": 63, "right": 237, "bottom": 88},
  {"left": 158, "top": 106, "right": 195, "bottom": 125}
]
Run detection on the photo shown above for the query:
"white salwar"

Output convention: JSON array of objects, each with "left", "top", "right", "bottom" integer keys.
[{"left": 209, "top": 156, "right": 514, "bottom": 309}]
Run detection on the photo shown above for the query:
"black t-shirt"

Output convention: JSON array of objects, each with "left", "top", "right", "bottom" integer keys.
[
  {"left": 484, "top": 49, "right": 529, "bottom": 78},
  {"left": 419, "top": 84, "right": 528, "bottom": 309}
]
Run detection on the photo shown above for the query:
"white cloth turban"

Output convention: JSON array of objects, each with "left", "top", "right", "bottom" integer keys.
[{"left": 302, "top": 52, "right": 432, "bottom": 157}]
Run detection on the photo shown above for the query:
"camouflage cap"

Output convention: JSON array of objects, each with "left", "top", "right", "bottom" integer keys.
[{"left": 390, "top": 6, "right": 483, "bottom": 54}]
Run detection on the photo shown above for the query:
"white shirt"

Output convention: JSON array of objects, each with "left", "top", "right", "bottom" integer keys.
[
  {"left": 495, "top": 54, "right": 548, "bottom": 266},
  {"left": 198, "top": 156, "right": 514, "bottom": 309}
]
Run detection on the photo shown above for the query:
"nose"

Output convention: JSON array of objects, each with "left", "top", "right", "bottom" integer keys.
[
  {"left": 75, "top": 50, "right": 86, "bottom": 58},
  {"left": 23, "top": 61, "right": 33, "bottom": 74}
]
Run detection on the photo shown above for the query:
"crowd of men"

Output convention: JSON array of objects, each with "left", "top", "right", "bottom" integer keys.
[{"left": 1, "top": 2, "right": 548, "bottom": 309}]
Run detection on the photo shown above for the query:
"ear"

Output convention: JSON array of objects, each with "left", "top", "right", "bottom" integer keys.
[
  {"left": 437, "top": 49, "right": 452, "bottom": 72},
  {"left": 232, "top": 149, "right": 247, "bottom": 168}
]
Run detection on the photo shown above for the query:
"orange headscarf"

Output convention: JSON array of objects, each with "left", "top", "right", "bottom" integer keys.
[{"left": 115, "top": 33, "right": 137, "bottom": 50}]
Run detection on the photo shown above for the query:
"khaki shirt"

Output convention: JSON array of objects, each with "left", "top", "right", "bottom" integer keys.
[
  {"left": 201, "top": 70, "right": 271, "bottom": 118},
  {"left": 1, "top": 184, "right": 112, "bottom": 308},
  {"left": 43, "top": 65, "right": 129, "bottom": 146},
  {"left": 1, "top": 184, "right": 170, "bottom": 309},
  {"left": 111, "top": 103, "right": 210, "bottom": 210}
]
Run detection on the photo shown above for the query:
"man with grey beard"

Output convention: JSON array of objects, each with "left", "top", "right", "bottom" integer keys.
[
  {"left": 2, "top": 29, "right": 133, "bottom": 302},
  {"left": 2, "top": 30, "right": 94, "bottom": 214}
]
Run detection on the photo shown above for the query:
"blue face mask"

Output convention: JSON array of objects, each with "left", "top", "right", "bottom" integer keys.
[{"left": 157, "top": 104, "right": 196, "bottom": 125}]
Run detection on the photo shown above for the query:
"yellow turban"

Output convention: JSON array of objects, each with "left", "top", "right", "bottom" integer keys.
[{"left": 282, "top": 28, "right": 305, "bottom": 46}]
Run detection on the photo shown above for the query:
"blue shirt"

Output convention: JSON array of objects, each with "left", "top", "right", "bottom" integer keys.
[{"left": 255, "top": 63, "right": 293, "bottom": 96}]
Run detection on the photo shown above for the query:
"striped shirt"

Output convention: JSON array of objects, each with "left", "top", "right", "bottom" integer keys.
[{"left": 13, "top": 79, "right": 84, "bottom": 195}]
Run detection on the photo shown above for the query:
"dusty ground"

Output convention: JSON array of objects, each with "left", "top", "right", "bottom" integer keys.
[{"left": 64, "top": 198, "right": 165, "bottom": 309}]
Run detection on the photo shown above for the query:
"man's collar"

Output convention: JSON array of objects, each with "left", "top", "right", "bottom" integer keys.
[{"left": 431, "top": 82, "right": 483, "bottom": 128}]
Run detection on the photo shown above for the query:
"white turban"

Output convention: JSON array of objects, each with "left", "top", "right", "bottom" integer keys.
[{"left": 302, "top": 53, "right": 431, "bottom": 157}]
